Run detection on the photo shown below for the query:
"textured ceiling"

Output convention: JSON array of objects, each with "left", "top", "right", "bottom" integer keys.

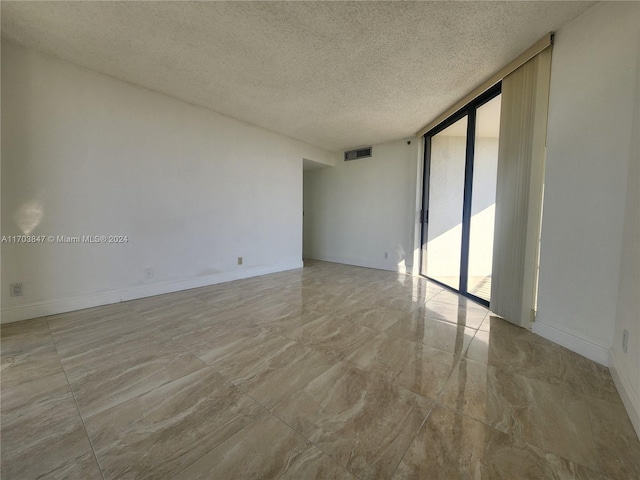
[{"left": 1, "top": 1, "right": 594, "bottom": 152}]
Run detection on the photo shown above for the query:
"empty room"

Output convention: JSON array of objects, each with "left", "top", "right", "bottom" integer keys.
[{"left": 1, "top": 1, "right": 639, "bottom": 479}]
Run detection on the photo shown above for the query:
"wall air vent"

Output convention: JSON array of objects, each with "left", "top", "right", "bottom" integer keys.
[{"left": 344, "top": 147, "right": 372, "bottom": 161}]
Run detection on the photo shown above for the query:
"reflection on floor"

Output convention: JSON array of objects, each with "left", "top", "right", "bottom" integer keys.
[
  {"left": 2, "top": 260, "right": 639, "bottom": 479},
  {"left": 423, "top": 274, "right": 492, "bottom": 303}
]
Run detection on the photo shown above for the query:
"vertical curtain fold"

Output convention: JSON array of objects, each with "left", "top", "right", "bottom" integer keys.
[{"left": 490, "top": 47, "right": 552, "bottom": 327}]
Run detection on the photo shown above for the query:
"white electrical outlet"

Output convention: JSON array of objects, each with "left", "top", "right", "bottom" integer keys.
[
  {"left": 145, "top": 268, "right": 154, "bottom": 279},
  {"left": 622, "top": 329, "right": 628, "bottom": 353},
  {"left": 10, "top": 283, "right": 23, "bottom": 297}
]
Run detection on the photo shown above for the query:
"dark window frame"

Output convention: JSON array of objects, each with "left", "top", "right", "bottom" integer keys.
[{"left": 420, "top": 82, "right": 502, "bottom": 307}]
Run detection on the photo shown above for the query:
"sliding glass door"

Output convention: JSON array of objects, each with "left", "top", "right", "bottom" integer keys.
[
  {"left": 420, "top": 85, "right": 501, "bottom": 305},
  {"left": 423, "top": 115, "right": 468, "bottom": 290}
]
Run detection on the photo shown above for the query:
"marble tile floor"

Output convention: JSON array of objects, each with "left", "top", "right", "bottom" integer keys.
[{"left": 2, "top": 260, "right": 639, "bottom": 479}]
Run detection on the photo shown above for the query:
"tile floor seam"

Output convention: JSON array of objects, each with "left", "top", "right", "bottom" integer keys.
[
  {"left": 377, "top": 327, "right": 477, "bottom": 359},
  {"left": 75, "top": 360, "right": 213, "bottom": 424},
  {"left": 285, "top": 411, "right": 366, "bottom": 480},
  {"left": 261, "top": 358, "right": 437, "bottom": 479},
  {"left": 212, "top": 382, "right": 364, "bottom": 480},
  {"left": 341, "top": 334, "right": 467, "bottom": 405},
  {"left": 165, "top": 401, "right": 274, "bottom": 480},
  {"left": 431, "top": 394, "right": 604, "bottom": 476},
  {"left": 420, "top": 314, "right": 484, "bottom": 330},
  {"left": 387, "top": 402, "right": 437, "bottom": 479},
  {"left": 84, "top": 365, "right": 266, "bottom": 480},
  {"left": 46, "top": 319, "right": 106, "bottom": 480},
  {"left": 352, "top": 299, "right": 418, "bottom": 317},
  {"left": 403, "top": 401, "right": 605, "bottom": 478},
  {"left": 430, "top": 354, "right": 467, "bottom": 407},
  {"left": 47, "top": 312, "right": 157, "bottom": 355},
  {"left": 187, "top": 329, "right": 306, "bottom": 371},
  {"left": 207, "top": 338, "right": 337, "bottom": 398},
  {"left": 47, "top": 316, "right": 211, "bottom": 420},
  {"left": 469, "top": 356, "right": 613, "bottom": 408},
  {"left": 582, "top": 390, "right": 623, "bottom": 406},
  {"left": 583, "top": 394, "right": 607, "bottom": 476},
  {"left": 263, "top": 401, "right": 366, "bottom": 480},
  {"left": 367, "top": 403, "right": 433, "bottom": 480}
]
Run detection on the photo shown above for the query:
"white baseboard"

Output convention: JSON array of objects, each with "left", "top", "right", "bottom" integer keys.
[
  {"left": 532, "top": 319, "right": 610, "bottom": 366},
  {"left": 1, "top": 261, "right": 303, "bottom": 324},
  {"left": 609, "top": 349, "right": 640, "bottom": 440},
  {"left": 304, "top": 254, "right": 408, "bottom": 274}
]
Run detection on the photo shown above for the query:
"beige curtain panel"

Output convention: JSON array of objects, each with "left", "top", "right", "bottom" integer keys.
[{"left": 490, "top": 46, "right": 552, "bottom": 327}]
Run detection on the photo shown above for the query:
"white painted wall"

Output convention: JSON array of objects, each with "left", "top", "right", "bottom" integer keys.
[
  {"left": 303, "top": 139, "right": 420, "bottom": 272},
  {"left": 535, "top": 2, "right": 639, "bottom": 367},
  {"left": 611, "top": 17, "right": 640, "bottom": 437},
  {"left": 1, "top": 41, "right": 334, "bottom": 323}
]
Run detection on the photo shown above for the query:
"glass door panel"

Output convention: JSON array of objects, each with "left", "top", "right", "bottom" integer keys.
[
  {"left": 425, "top": 116, "right": 468, "bottom": 290},
  {"left": 421, "top": 84, "right": 501, "bottom": 307},
  {"left": 468, "top": 95, "right": 501, "bottom": 302}
]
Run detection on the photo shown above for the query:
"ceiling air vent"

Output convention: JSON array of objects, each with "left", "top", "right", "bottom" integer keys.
[{"left": 344, "top": 147, "right": 372, "bottom": 161}]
